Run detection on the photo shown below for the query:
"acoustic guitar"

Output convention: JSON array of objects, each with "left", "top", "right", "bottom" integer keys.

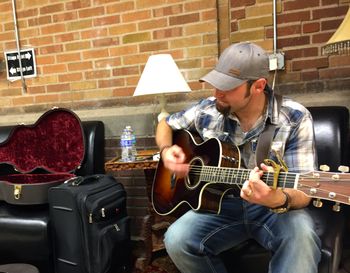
[{"left": 152, "top": 130, "right": 350, "bottom": 216}]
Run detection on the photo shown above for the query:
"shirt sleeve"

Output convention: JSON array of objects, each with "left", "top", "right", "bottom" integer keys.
[
  {"left": 165, "top": 98, "right": 214, "bottom": 131},
  {"left": 283, "top": 110, "right": 317, "bottom": 173}
]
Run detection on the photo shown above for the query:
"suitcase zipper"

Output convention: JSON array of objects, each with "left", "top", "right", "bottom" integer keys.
[
  {"left": 88, "top": 197, "right": 124, "bottom": 223},
  {"left": 85, "top": 186, "right": 125, "bottom": 224},
  {"left": 89, "top": 213, "right": 93, "bottom": 224},
  {"left": 89, "top": 208, "right": 109, "bottom": 224},
  {"left": 79, "top": 183, "right": 118, "bottom": 225},
  {"left": 114, "top": 223, "right": 120, "bottom": 231},
  {"left": 101, "top": 207, "right": 105, "bottom": 218}
]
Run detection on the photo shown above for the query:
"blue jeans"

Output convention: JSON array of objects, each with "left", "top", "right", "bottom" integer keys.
[{"left": 164, "top": 197, "right": 321, "bottom": 273}]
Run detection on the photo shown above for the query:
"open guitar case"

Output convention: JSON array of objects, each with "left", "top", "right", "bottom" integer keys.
[
  {"left": 0, "top": 107, "right": 85, "bottom": 205},
  {"left": 0, "top": 107, "right": 86, "bottom": 273}
]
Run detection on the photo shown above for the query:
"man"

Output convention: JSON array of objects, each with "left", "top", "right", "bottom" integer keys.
[{"left": 155, "top": 42, "right": 321, "bottom": 273}]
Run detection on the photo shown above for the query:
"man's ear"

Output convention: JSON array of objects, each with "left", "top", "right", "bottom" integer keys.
[{"left": 252, "top": 78, "right": 267, "bottom": 93}]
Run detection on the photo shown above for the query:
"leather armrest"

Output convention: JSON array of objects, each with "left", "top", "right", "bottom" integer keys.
[
  {"left": 76, "top": 120, "right": 105, "bottom": 176},
  {"left": 0, "top": 202, "right": 52, "bottom": 271},
  {"left": 307, "top": 203, "right": 345, "bottom": 273},
  {"left": 308, "top": 106, "right": 349, "bottom": 171}
]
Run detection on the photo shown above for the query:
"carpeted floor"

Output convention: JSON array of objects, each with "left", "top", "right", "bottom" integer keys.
[
  {"left": 136, "top": 251, "right": 350, "bottom": 273},
  {"left": 137, "top": 264, "right": 167, "bottom": 273},
  {"left": 135, "top": 247, "right": 350, "bottom": 273},
  {"left": 133, "top": 251, "right": 179, "bottom": 273},
  {"left": 151, "top": 255, "right": 179, "bottom": 273}
]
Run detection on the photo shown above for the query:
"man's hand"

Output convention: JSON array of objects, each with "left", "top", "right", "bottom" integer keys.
[
  {"left": 161, "top": 145, "right": 190, "bottom": 178},
  {"left": 240, "top": 163, "right": 286, "bottom": 208}
]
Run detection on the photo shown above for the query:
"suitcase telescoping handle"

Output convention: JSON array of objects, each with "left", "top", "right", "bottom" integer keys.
[{"left": 65, "top": 175, "right": 103, "bottom": 186}]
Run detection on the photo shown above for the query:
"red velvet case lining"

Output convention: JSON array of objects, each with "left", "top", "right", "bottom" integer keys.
[{"left": 0, "top": 108, "right": 84, "bottom": 184}]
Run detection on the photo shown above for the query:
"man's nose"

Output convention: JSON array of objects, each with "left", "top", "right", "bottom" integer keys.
[{"left": 214, "top": 89, "right": 225, "bottom": 98}]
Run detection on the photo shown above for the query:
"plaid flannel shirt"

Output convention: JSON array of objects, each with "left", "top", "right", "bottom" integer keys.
[{"left": 166, "top": 91, "right": 317, "bottom": 173}]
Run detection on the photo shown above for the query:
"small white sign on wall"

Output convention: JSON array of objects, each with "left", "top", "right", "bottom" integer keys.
[{"left": 4, "top": 48, "right": 37, "bottom": 82}]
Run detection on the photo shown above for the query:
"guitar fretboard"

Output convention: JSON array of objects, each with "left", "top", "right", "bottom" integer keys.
[{"left": 190, "top": 165, "right": 298, "bottom": 189}]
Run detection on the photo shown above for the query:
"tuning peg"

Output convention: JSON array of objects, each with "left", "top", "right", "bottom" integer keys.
[
  {"left": 320, "top": 165, "right": 330, "bottom": 172},
  {"left": 338, "top": 166, "right": 349, "bottom": 173},
  {"left": 313, "top": 199, "right": 323, "bottom": 208},
  {"left": 332, "top": 202, "right": 341, "bottom": 212}
]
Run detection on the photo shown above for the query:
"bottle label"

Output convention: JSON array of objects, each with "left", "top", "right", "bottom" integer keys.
[{"left": 120, "top": 139, "right": 132, "bottom": 146}]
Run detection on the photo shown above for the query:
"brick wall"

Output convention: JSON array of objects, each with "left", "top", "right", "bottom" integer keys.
[
  {"left": 0, "top": 0, "right": 219, "bottom": 114},
  {"left": 228, "top": 0, "right": 350, "bottom": 95},
  {"left": 0, "top": 0, "right": 349, "bottom": 118}
]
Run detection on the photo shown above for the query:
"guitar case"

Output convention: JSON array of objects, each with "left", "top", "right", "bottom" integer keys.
[{"left": 0, "top": 108, "right": 85, "bottom": 205}]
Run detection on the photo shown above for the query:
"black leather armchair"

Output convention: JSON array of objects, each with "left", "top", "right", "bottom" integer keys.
[
  {"left": 0, "top": 120, "right": 105, "bottom": 273},
  {"left": 222, "top": 106, "right": 350, "bottom": 273}
]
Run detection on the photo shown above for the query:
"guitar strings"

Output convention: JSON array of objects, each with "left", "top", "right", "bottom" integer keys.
[
  {"left": 187, "top": 165, "right": 297, "bottom": 186},
  {"left": 187, "top": 165, "right": 350, "bottom": 183}
]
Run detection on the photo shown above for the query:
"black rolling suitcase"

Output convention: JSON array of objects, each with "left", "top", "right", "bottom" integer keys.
[{"left": 48, "top": 174, "right": 131, "bottom": 273}]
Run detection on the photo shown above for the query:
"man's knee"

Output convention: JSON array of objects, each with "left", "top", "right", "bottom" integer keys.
[
  {"left": 281, "top": 211, "right": 321, "bottom": 251},
  {"left": 164, "top": 223, "right": 188, "bottom": 254}
]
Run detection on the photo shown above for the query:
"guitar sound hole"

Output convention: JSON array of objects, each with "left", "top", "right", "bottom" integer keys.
[{"left": 186, "top": 157, "right": 203, "bottom": 189}]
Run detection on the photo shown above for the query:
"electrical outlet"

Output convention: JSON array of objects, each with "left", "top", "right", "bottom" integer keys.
[{"left": 269, "top": 52, "right": 285, "bottom": 71}]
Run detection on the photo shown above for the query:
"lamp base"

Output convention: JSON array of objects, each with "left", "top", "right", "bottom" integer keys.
[
  {"left": 157, "top": 110, "right": 170, "bottom": 122},
  {"left": 157, "top": 94, "right": 170, "bottom": 122}
]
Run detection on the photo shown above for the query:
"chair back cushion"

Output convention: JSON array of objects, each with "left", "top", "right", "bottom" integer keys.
[{"left": 308, "top": 106, "right": 349, "bottom": 172}]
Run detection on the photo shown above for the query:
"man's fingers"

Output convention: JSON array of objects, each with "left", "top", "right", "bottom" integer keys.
[
  {"left": 241, "top": 180, "right": 253, "bottom": 198},
  {"left": 245, "top": 188, "right": 253, "bottom": 197}
]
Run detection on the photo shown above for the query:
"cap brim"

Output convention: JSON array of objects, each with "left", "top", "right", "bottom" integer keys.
[{"left": 200, "top": 69, "right": 246, "bottom": 91}]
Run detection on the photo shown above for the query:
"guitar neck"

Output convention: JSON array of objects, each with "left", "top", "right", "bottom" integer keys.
[{"left": 196, "top": 165, "right": 298, "bottom": 189}]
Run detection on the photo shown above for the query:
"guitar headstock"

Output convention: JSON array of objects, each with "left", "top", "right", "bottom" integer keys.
[{"left": 297, "top": 165, "right": 350, "bottom": 211}]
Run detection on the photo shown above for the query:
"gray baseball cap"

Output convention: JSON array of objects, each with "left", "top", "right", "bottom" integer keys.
[{"left": 200, "top": 42, "right": 269, "bottom": 91}]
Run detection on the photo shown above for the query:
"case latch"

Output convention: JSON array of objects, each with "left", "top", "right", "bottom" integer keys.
[{"left": 14, "top": 185, "right": 22, "bottom": 199}]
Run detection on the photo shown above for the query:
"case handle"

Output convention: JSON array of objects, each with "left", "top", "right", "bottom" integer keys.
[{"left": 66, "top": 175, "right": 103, "bottom": 186}]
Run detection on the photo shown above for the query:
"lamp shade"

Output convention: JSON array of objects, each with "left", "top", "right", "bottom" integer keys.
[
  {"left": 322, "top": 7, "right": 350, "bottom": 55},
  {"left": 133, "top": 54, "right": 191, "bottom": 96}
]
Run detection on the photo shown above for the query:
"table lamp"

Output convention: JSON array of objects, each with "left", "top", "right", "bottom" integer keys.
[
  {"left": 322, "top": 6, "right": 350, "bottom": 55},
  {"left": 133, "top": 54, "right": 191, "bottom": 122}
]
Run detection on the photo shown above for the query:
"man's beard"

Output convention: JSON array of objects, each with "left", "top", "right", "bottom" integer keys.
[{"left": 215, "top": 102, "right": 230, "bottom": 116}]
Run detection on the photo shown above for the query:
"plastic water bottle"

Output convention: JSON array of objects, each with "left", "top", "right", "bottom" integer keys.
[
  {"left": 120, "top": 126, "right": 136, "bottom": 162},
  {"left": 126, "top": 125, "right": 137, "bottom": 159},
  {"left": 120, "top": 127, "right": 133, "bottom": 162}
]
